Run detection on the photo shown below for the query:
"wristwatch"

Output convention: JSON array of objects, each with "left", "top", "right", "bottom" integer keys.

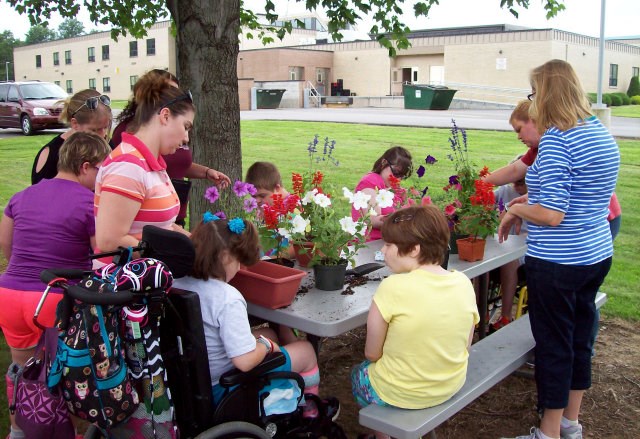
[{"left": 256, "top": 335, "right": 273, "bottom": 354}]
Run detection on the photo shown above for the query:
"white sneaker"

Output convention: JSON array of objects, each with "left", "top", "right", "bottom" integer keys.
[
  {"left": 502, "top": 427, "right": 542, "bottom": 439},
  {"left": 560, "top": 423, "right": 583, "bottom": 439}
]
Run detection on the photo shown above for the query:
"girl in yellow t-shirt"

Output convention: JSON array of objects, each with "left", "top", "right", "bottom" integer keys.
[{"left": 352, "top": 206, "right": 479, "bottom": 439}]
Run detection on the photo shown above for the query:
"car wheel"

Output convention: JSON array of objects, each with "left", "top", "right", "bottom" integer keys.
[{"left": 21, "top": 115, "right": 33, "bottom": 135}]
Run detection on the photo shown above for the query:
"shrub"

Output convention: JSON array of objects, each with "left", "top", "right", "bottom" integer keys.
[
  {"left": 609, "top": 94, "right": 623, "bottom": 106},
  {"left": 627, "top": 76, "right": 640, "bottom": 97},
  {"left": 613, "top": 92, "right": 631, "bottom": 105},
  {"left": 631, "top": 95, "right": 640, "bottom": 105},
  {"left": 587, "top": 92, "right": 597, "bottom": 104},
  {"left": 602, "top": 94, "right": 612, "bottom": 107}
]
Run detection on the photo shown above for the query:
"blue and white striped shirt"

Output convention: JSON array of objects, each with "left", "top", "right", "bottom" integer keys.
[{"left": 525, "top": 116, "right": 619, "bottom": 265}]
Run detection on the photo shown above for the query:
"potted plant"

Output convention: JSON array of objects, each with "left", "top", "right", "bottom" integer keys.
[
  {"left": 390, "top": 120, "right": 502, "bottom": 259},
  {"left": 203, "top": 181, "right": 306, "bottom": 308}
]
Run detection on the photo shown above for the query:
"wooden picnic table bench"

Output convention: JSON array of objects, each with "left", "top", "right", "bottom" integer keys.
[{"left": 358, "top": 291, "right": 608, "bottom": 439}]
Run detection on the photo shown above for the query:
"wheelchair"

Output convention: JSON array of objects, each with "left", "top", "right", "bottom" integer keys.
[{"left": 41, "top": 226, "right": 344, "bottom": 439}]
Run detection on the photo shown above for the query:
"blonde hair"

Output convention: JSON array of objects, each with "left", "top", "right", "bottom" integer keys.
[
  {"left": 509, "top": 100, "right": 532, "bottom": 125},
  {"left": 529, "top": 59, "right": 592, "bottom": 133},
  {"left": 60, "top": 89, "right": 112, "bottom": 125},
  {"left": 57, "top": 132, "right": 111, "bottom": 175}
]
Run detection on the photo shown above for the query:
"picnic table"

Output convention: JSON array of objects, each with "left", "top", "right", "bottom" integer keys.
[{"left": 246, "top": 235, "right": 527, "bottom": 350}]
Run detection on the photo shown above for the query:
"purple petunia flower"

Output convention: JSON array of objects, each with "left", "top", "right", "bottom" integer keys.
[
  {"left": 243, "top": 197, "right": 258, "bottom": 213},
  {"left": 425, "top": 155, "right": 437, "bottom": 165},
  {"left": 246, "top": 183, "right": 257, "bottom": 196},
  {"left": 204, "top": 186, "right": 219, "bottom": 203},
  {"left": 448, "top": 175, "right": 459, "bottom": 185},
  {"left": 416, "top": 165, "right": 426, "bottom": 178},
  {"left": 233, "top": 181, "right": 250, "bottom": 197},
  {"left": 214, "top": 211, "right": 226, "bottom": 219}
]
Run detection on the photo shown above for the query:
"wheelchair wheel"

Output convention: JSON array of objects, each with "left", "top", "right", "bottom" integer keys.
[{"left": 195, "top": 421, "right": 271, "bottom": 439}]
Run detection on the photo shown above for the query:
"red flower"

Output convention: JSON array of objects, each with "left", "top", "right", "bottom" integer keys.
[{"left": 292, "top": 173, "right": 304, "bottom": 196}]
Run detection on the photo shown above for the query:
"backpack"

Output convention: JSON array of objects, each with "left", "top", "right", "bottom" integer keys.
[{"left": 48, "top": 263, "right": 140, "bottom": 430}]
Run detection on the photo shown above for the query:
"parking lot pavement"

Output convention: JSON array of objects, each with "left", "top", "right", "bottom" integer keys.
[{"left": 2, "top": 108, "right": 637, "bottom": 139}]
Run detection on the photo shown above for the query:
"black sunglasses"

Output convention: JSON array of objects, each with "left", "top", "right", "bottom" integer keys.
[
  {"left": 393, "top": 214, "right": 414, "bottom": 223},
  {"left": 527, "top": 92, "right": 536, "bottom": 101},
  {"left": 390, "top": 163, "right": 408, "bottom": 180},
  {"left": 158, "top": 90, "right": 193, "bottom": 114},
  {"left": 71, "top": 95, "right": 111, "bottom": 118}
]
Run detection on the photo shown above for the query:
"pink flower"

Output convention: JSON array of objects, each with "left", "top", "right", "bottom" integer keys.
[
  {"left": 243, "top": 197, "right": 258, "bottom": 213},
  {"left": 444, "top": 204, "right": 457, "bottom": 216},
  {"left": 214, "top": 211, "right": 226, "bottom": 219},
  {"left": 421, "top": 196, "right": 432, "bottom": 206},
  {"left": 205, "top": 186, "right": 219, "bottom": 203}
]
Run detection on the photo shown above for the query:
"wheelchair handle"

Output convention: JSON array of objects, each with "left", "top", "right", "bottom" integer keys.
[
  {"left": 40, "top": 269, "right": 136, "bottom": 306},
  {"left": 40, "top": 268, "right": 88, "bottom": 284}
]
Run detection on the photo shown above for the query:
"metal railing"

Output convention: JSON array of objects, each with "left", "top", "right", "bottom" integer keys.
[{"left": 305, "top": 81, "right": 321, "bottom": 107}]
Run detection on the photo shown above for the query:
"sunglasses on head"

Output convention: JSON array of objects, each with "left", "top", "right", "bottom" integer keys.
[
  {"left": 386, "top": 160, "right": 408, "bottom": 180},
  {"left": 71, "top": 95, "right": 111, "bottom": 118},
  {"left": 158, "top": 90, "right": 193, "bottom": 114}
]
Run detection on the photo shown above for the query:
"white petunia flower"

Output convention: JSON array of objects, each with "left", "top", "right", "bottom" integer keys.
[
  {"left": 376, "top": 189, "right": 394, "bottom": 209},
  {"left": 289, "top": 214, "right": 310, "bottom": 235},
  {"left": 301, "top": 189, "right": 318, "bottom": 205},
  {"left": 342, "top": 187, "right": 354, "bottom": 203},
  {"left": 352, "top": 191, "right": 371, "bottom": 211},
  {"left": 313, "top": 193, "right": 332, "bottom": 208},
  {"left": 369, "top": 207, "right": 378, "bottom": 216},
  {"left": 339, "top": 217, "right": 358, "bottom": 235},
  {"left": 277, "top": 227, "right": 291, "bottom": 239}
]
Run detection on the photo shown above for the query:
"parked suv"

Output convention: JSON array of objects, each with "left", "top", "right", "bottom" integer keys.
[{"left": 0, "top": 81, "right": 68, "bottom": 135}]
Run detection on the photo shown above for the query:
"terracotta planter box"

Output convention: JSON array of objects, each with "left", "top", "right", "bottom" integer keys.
[
  {"left": 229, "top": 261, "right": 306, "bottom": 309},
  {"left": 456, "top": 237, "right": 486, "bottom": 262}
]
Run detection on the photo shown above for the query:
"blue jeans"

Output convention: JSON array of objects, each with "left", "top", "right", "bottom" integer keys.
[{"left": 525, "top": 256, "right": 612, "bottom": 410}]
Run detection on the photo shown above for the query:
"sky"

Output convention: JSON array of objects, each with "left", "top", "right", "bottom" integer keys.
[{"left": 0, "top": 0, "right": 638, "bottom": 40}]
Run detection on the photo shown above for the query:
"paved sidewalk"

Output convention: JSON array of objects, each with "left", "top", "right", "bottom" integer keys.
[{"left": 241, "top": 107, "right": 639, "bottom": 139}]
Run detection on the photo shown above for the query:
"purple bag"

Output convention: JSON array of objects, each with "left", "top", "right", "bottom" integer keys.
[{"left": 11, "top": 327, "right": 75, "bottom": 438}]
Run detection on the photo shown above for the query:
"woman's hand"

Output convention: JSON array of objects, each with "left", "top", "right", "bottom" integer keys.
[
  {"left": 205, "top": 168, "right": 231, "bottom": 189},
  {"left": 498, "top": 211, "right": 523, "bottom": 243}
]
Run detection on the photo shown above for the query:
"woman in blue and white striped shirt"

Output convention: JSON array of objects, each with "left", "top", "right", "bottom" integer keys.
[{"left": 499, "top": 60, "right": 620, "bottom": 439}]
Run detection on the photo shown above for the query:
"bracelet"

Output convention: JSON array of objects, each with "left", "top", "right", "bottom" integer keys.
[{"left": 256, "top": 335, "right": 273, "bottom": 354}]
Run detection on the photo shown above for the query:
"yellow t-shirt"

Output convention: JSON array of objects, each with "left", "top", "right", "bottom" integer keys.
[{"left": 369, "top": 269, "right": 479, "bottom": 409}]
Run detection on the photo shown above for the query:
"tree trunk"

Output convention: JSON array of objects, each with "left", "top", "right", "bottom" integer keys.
[{"left": 168, "top": 0, "right": 242, "bottom": 229}]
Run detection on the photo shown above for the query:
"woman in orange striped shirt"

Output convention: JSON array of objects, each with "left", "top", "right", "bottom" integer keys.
[{"left": 95, "top": 74, "right": 195, "bottom": 252}]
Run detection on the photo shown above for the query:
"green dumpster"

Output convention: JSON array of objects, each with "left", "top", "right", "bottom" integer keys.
[
  {"left": 403, "top": 84, "right": 457, "bottom": 110},
  {"left": 256, "top": 89, "right": 286, "bottom": 109}
]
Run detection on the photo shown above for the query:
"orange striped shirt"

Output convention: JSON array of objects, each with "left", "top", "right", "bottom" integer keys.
[{"left": 95, "top": 133, "right": 180, "bottom": 240}]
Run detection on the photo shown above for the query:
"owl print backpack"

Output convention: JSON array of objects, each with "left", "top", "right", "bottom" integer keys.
[{"left": 47, "top": 262, "right": 142, "bottom": 429}]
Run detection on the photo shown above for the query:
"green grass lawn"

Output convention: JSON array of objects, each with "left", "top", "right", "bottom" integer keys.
[
  {"left": 0, "top": 120, "right": 637, "bottom": 434},
  {"left": 610, "top": 105, "right": 640, "bottom": 118}
]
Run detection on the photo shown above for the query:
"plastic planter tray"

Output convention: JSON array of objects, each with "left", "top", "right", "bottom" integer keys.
[{"left": 229, "top": 260, "right": 306, "bottom": 309}]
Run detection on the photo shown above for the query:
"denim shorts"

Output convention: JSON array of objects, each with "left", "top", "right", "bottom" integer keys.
[
  {"left": 525, "top": 256, "right": 612, "bottom": 410},
  {"left": 351, "top": 360, "right": 390, "bottom": 408}
]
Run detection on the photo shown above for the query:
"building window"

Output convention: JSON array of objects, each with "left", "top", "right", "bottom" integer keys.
[
  {"left": 65, "top": 50, "right": 72, "bottom": 65},
  {"left": 146, "top": 38, "right": 156, "bottom": 56},
  {"left": 633, "top": 67, "right": 639, "bottom": 78},
  {"left": 102, "top": 45, "right": 110, "bottom": 61},
  {"left": 288, "top": 66, "right": 304, "bottom": 80},
  {"left": 609, "top": 64, "right": 618, "bottom": 87},
  {"left": 66, "top": 80, "right": 73, "bottom": 94},
  {"left": 35, "top": 55, "right": 41, "bottom": 68},
  {"left": 54, "top": 80, "right": 61, "bottom": 86},
  {"left": 88, "top": 47, "right": 95, "bottom": 63},
  {"left": 129, "top": 41, "right": 138, "bottom": 57},
  {"left": 53, "top": 52, "right": 59, "bottom": 66},
  {"left": 103, "top": 77, "right": 111, "bottom": 93},
  {"left": 130, "top": 75, "right": 139, "bottom": 91},
  {"left": 89, "top": 78, "right": 96, "bottom": 90}
]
